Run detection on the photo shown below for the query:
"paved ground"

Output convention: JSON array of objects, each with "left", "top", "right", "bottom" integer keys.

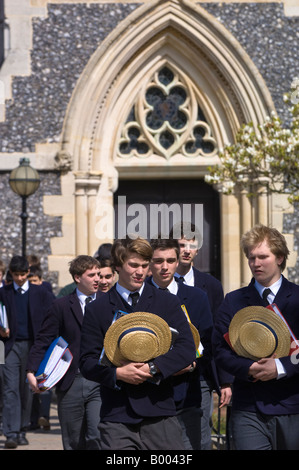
[{"left": 0, "top": 401, "right": 63, "bottom": 451}]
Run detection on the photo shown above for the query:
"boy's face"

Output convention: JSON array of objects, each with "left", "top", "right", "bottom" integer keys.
[
  {"left": 98, "top": 267, "right": 116, "bottom": 292},
  {"left": 116, "top": 253, "right": 150, "bottom": 292},
  {"left": 74, "top": 265, "right": 100, "bottom": 296},
  {"left": 28, "top": 275, "right": 42, "bottom": 285},
  {"left": 150, "top": 248, "right": 178, "bottom": 288},
  {"left": 178, "top": 238, "right": 199, "bottom": 266},
  {"left": 248, "top": 239, "right": 284, "bottom": 287},
  {"left": 10, "top": 270, "right": 29, "bottom": 287}
]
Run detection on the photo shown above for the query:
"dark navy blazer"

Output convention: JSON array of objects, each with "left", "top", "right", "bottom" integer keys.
[
  {"left": 0, "top": 283, "right": 55, "bottom": 356},
  {"left": 80, "top": 282, "right": 196, "bottom": 423},
  {"left": 27, "top": 290, "right": 103, "bottom": 392},
  {"left": 170, "top": 280, "right": 213, "bottom": 409},
  {"left": 187, "top": 267, "right": 233, "bottom": 388},
  {"left": 212, "top": 276, "right": 299, "bottom": 415},
  {"left": 192, "top": 267, "right": 224, "bottom": 317}
]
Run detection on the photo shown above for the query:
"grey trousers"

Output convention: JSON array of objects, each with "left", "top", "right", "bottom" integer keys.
[
  {"left": 231, "top": 409, "right": 299, "bottom": 450},
  {"left": 2, "top": 340, "right": 33, "bottom": 439},
  {"left": 200, "top": 378, "right": 213, "bottom": 450},
  {"left": 177, "top": 406, "right": 202, "bottom": 450},
  {"left": 56, "top": 373, "right": 102, "bottom": 450},
  {"left": 99, "top": 415, "right": 185, "bottom": 450}
]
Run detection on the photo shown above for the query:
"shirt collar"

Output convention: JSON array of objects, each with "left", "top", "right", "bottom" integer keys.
[
  {"left": 151, "top": 277, "right": 178, "bottom": 294},
  {"left": 116, "top": 282, "right": 144, "bottom": 304},
  {"left": 254, "top": 276, "right": 282, "bottom": 298},
  {"left": 175, "top": 266, "right": 194, "bottom": 286},
  {"left": 76, "top": 288, "right": 97, "bottom": 311},
  {"left": 14, "top": 280, "right": 29, "bottom": 293}
]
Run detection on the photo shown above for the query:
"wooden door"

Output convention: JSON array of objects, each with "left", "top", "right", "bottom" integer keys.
[{"left": 114, "top": 179, "right": 221, "bottom": 280}]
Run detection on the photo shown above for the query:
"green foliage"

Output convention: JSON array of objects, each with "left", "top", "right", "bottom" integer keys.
[{"left": 205, "top": 82, "right": 299, "bottom": 204}]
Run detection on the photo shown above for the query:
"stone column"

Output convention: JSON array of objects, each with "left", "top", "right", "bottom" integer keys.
[
  {"left": 94, "top": 173, "right": 116, "bottom": 246},
  {"left": 257, "top": 184, "right": 269, "bottom": 226},
  {"left": 220, "top": 193, "right": 242, "bottom": 294},
  {"left": 240, "top": 189, "right": 253, "bottom": 287},
  {"left": 74, "top": 171, "right": 102, "bottom": 255}
]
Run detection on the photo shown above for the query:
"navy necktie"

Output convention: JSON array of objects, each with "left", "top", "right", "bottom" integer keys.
[
  {"left": 129, "top": 292, "right": 139, "bottom": 307},
  {"left": 262, "top": 288, "right": 272, "bottom": 306}
]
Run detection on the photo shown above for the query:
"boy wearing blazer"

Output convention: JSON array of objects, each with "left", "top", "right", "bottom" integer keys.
[
  {"left": 148, "top": 236, "right": 214, "bottom": 449},
  {"left": 80, "top": 237, "right": 196, "bottom": 450},
  {"left": 213, "top": 225, "right": 299, "bottom": 450},
  {"left": 0, "top": 255, "right": 55, "bottom": 448},
  {"left": 27, "top": 255, "right": 103, "bottom": 450}
]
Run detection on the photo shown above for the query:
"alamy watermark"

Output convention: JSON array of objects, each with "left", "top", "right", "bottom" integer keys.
[
  {"left": 290, "top": 340, "right": 299, "bottom": 365},
  {"left": 95, "top": 196, "right": 204, "bottom": 246}
]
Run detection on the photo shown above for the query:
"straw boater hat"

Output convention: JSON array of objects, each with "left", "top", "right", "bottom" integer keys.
[
  {"left": 103, "top": 312, "right": 172, "bottom": 366},
  {"left": 228, "top": 306, "right": 291, "bottom": 361}
]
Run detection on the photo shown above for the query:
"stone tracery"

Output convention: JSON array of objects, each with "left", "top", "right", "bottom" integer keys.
[{"left": 118, "top": 65, "right": 217, "bottom": 160}]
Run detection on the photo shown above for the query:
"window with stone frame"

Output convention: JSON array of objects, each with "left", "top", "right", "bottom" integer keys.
[{"left": 118, "top": 65, "right": 217, "bottom": 160}]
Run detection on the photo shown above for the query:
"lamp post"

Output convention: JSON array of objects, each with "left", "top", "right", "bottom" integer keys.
[{"left": 9, "top": 158, "right": 40, "bottom": 257}]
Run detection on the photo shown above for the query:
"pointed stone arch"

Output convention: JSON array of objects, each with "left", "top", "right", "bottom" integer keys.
[
  {"left": 61, "top": 0, "right": 274, "bottom": 173},
  {"left": 48, "top": 0, "right": 279, "bottom": 291}
]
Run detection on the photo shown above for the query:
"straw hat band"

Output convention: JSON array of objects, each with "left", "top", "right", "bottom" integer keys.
[
  {"left": 118, "top": 327, "right": 157, "bottom": 345},
  {"left": 243, "top": 320, "right": 278, "bottom": 345}
]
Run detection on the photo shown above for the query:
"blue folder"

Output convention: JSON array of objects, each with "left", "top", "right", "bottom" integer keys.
[{"left": 35, "top": 336, "right": 69, "bottom": 380}]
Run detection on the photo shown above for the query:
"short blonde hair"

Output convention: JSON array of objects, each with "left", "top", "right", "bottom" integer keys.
[
  {"left": 241, "top": 224, "right": 289, "bottom": 272},
  {"left": 112, "top": 237, "right": 152, "bottom": 268}
]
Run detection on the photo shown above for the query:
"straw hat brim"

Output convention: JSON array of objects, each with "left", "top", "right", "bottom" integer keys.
[
  {"left": 229, "top": 306, "right": 290, "bottom": 360},
  {"left": 103, "top": 311, "right": 172, "bottom": 366},
  {"left": 189, "top": 323, "right": 200, "bottom": 351}
]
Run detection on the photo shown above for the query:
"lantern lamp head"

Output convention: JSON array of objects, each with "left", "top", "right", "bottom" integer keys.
[{"left": 9, "top": 158, "right": 40, "bottom": 197}]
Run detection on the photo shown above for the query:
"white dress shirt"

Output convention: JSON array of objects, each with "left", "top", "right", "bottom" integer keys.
[
  {"left": 151, "top": 278, "right": 178, "bottom": 295},
  {"left": 115, "top": 282, "right": 144, "bottom": 306},
  {"left": 255, "top": 276, "right": 286, "bottom": 379},
  {"left": 76, "top": 289, "right": 97, "bottom": 313},
  {"left": 13, "top": 280, "right": 29, "bottom": 294},
  {"left": 254, "top": 277, "right": 282, "bottom": 305},
  {"left": 174, "top": 267, "right": 194, "bottom": 286}
]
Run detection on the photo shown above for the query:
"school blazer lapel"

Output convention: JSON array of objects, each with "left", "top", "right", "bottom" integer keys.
[
  {"left": 176, "top": 282, "right": 189, "bottom": 304},
  {"left": 244, "top": 278, "right": 265, "bottom": 306},
  {"left": 272, "top": 275, "right": 292, "bottom": 314},
  {"left": 69, "top": 292, "right": 84, "bottom": 325},
  {"left": 137, "top": 283, "right": 154, "bottom": 312}
]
